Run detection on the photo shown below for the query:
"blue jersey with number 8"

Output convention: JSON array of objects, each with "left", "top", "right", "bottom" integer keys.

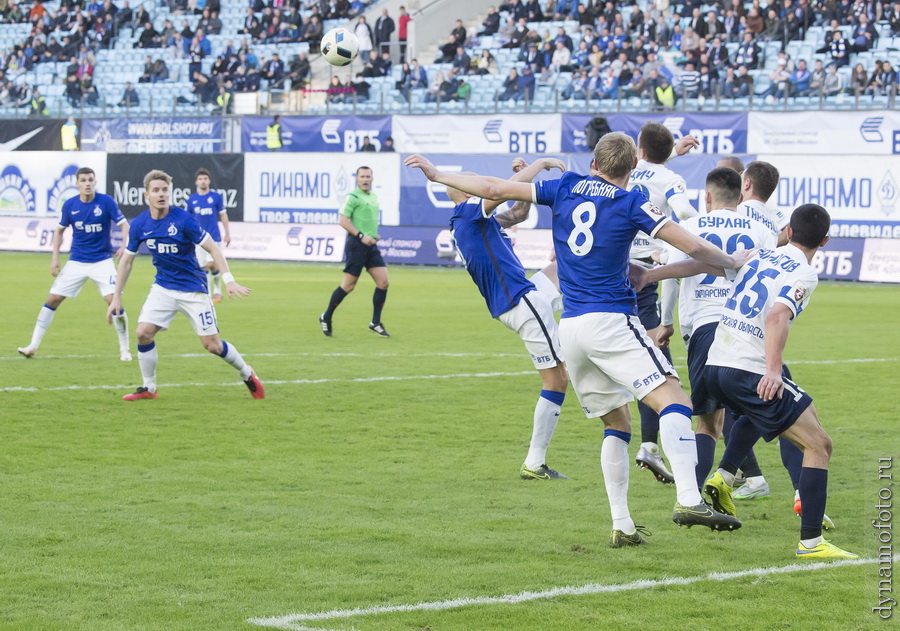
[{"left": 533, "top": 172, "right": 669, "bottom": 317}]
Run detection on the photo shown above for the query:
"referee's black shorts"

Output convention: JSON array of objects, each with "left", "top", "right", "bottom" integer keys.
[{"left": 343, "top": 234, "right": 386, "bottom": 276}]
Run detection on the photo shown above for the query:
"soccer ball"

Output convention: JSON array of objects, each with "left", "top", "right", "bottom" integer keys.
[{"left": 321, "top": 28, "right": 359, "bottom": 67}]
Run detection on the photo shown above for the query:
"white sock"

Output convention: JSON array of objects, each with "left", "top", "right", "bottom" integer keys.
[
  {"left": 524, "top": 390, "right": 564, "bottom": 469},
  {"left": 601, "top": 431, "right": 634, "bottom": 534},
  {"left": 659, "top": 404, "right": 703, "bottom": 506},
  {"left": 220, "top": 341, "right": 252, "bottom": 380},
  {"left": 717, "top": 468, "right": 736, "bottom": 486},
  {"left": 794, "top": 489, "right": 801, "bottom": 501},
  {"left": 29, "top": 304, "right": 56, "bottom": 350},
  {"left": 211, "top": 271, "right": 222, "bottom": 295},
  {"left": 746, "top": 475, "right": 766, "bottom": 488},
  {"left": 137, "top": 342, "right": 158, "bottom": 392},
  {"left": 800, "top": 535, "right": 822, "bottom": 548},
  {"left": 113, "top": 311, "right": 130, "bottom": 351}
]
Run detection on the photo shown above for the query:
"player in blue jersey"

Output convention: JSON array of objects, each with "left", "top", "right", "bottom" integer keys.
[
  {"left": 187, "top": 168, "right": 231, "bottom": 303},
  {"left": 107, "top": 169, "right": 264, "bottom": 401},
  {"left": 18, "top": 167, "right": 133, "bottom": 361},
  {"left": 699, "top": 205, "right": 855, "bottom": 559},
  {"left": 448, "top": 157, "right": 570, "bottom": 480},
  {"left": 407, "top": 133, "right": 748, "bottom": 545}
]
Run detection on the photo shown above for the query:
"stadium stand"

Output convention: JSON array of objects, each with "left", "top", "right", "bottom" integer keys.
[{"left": 0, "top": 0, "right": 896, "bottom": 116}]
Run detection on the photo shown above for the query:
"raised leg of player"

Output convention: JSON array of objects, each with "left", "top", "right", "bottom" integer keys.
[
  {"left": 322, "top": 273, "right": 358, "bottom": 321},
  {"left": 694, "top": 409, "right": 724, "bottom": 489},
  {"left": 723, "top": 410, "right": 767, "bottom": 488},
  {"left": 524, "top": 363, "right": 568, "bottom": 470},
  {"left": 600, "top": 405, "right": 635, "bottom": 534},
  {"left": 781, "top": 437, "right": 803, "bottom": 489},
  {"left": 641, "top": 379, "right": 703, "bottom": 507},
  {"left": 19, "top": 294, "right": 66, "bottom": 356},
  {"left": 369, "top": 266, "right": 389, "bottom": 326},
  {"left": 201, "top": 335, "right": 253, "bottom": 380},
  {"left": 135, "top": 323, "right": 163, "bottom": 392}
]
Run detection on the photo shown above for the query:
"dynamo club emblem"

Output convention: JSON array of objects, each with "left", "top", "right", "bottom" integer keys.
[
  {"left": 0, "top": 165, "right": 37, "bottom": 213},
  {"left": 48, "top": 165, "right": 80, "bottom": 215}
]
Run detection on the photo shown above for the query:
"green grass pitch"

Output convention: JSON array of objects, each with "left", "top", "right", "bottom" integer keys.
[{"left": 1, "top": 251, "right": 897, "bottom": 631}]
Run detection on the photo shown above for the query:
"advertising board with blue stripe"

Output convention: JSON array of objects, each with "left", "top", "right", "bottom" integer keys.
[
  {"left": 240, "top": 116, "right": 392, "bottom": 152},
  {"left": 392, "top": 115, "right": 561, "bottom": 155},
  {"left": 562, "top": 113, "right": 747, "bottom": 154},
  {"left": 0, "top": 152, "right": 107, "bottom": 218},
  {"left": 749, "top": 111, "right": 900, "bottom": 155},
  {"left": 760, "top": 154, "right": 900, "bottom": 238},
  {"left": 399, "top": 153, "right": 558, "bottom": 227},
  {"left": 243, "top": 153, "right": 400, "bottom": 225},
  {"left": 81, "top": 118, "right": 222, "bottom": 153}
]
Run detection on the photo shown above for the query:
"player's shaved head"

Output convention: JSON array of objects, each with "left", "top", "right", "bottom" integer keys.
[
  {"left": 705, "top": 167, "right": 742, "bottom": 207},
  {"left": 446, "top": 171, "right": 476, "bottom": 204},
  {"left": 716, "top": 156, "right": 744, "bottom": 173},
  {"left": 637, "top": 121, "right": 674, "bottom": 164},
  {"left": 594, "top": 132, "right": 637, "bottom": 180},
  {"left": 790, "top": 204, "right": 831, "bottom": 248},
  {"left": 743, "top": 161, "right": 779, "bottom": 202}
]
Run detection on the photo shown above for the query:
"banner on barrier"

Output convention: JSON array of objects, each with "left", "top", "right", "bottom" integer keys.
[
  {"left": 241, "top": 116, "right": 392, "bottom": 152},
  {"left": 105, "top": 154, "right": 244, "bottom": 221},
  {"left": 859, "top": 238, "right": 900, "bottom": 282},
  {"left": 760, "top": 154, "right": 900, "bottom": 228},
  {"left": 0, "top": 118, "right": 70, "bottom": 151},
  {"left": 562, "top": 113, "right": 747, "bottom": 154},
  {"left": 810, "top": 237, "right": 865, "bottom": 281},
  {"left": 399, "top": 153, "right": 559, "bottom": 227},
  {"left": 0, "top": 152, "right": 107, "bottom": 217},
  {"left": 749, "top": 111, "right": 900, "bottom": 155},
  {"left": 243, "top": 153, "right": 401, "bottom": 225},
  {"left": 81, "top": 118, "right": 222, "bottom": 153},
  {"left": 393, "top": 114, "right": 561, "bottom": 154}
]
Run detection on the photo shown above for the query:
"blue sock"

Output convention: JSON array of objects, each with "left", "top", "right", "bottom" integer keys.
[
  {"left": 780, "top": 438, "right": 804, "bottom": 490},
  {"left": 638, "top": 401, "right": 660, "bottom": 444},
  {"left": 739, "top": 445, "right": 764, "bottom": 477},
  {"left": 719, "top": 415, "right": 762, "bottom": 475},
  {"left": 798, "top": 467, "right": 828, "bottom": 541},
  {"left": 695, "top": 433, "right": 717, "bottom": 489}
]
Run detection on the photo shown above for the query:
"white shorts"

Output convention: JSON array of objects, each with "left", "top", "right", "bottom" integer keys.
[
  {"left": 50, "top": 259, "right": 117, "bottom": 298},
  {"left": 497, "top": 290, "right": 563, "bottom": 370},
  {"left": 559, "top": 312, "right": 677, "bottom": 418},
  {"left": 195, "top": 241, "right": 220, "bottom": 268},
  {"left": 529, "top": 270, "right": 563, "bottom": 314},
  {"left": 138, "top": 284, "right": 219, "bottom": 336}
]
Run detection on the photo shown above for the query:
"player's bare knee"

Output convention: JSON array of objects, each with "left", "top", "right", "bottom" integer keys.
[
  {"left": 376, "top": 278, "right": 389, "bottom": 290},
  {"left": 202, "top": 338, "right": 223, "bottom": 354},
  {"left": 135, "top": 325, "right": 156, "bottom": 345},
  {"left": 542, "top": 363, "right": 568, "bottom": 391},
  {"left": 46, "top": 294, "right": 65, "bottom": 309}
]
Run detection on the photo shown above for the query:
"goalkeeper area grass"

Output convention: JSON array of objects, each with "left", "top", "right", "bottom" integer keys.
[{"left": 1, "top": 252, "right": 896, "bottom": 631}]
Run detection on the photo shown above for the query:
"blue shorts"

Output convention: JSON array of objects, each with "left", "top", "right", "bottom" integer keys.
[
  {"left": 705, "top": 365, "right": 813, "bottom": 441},
  {"left": 635, "top": 281, "right": 660, "bottom": 330},
  {"left": 343, "top": 235, "right": 386, "bottom": 276},
  {"left": 686, "top": 322, "right": 722, "bottom": 416}
]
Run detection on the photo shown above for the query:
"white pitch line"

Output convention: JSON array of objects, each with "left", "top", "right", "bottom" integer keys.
[
  {"left": 0, "top": 370, "right": 536, "bottom": 393},
  {"left": 249, "top": 555, "right": 895, "bottom": 631},
  {"left": 0, "top": 351, "right": 526, "bottom": 361}
]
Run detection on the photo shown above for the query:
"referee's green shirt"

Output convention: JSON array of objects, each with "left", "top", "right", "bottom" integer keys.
[{"left": 340, "top": 188, "right": 380, "bottom": 237}]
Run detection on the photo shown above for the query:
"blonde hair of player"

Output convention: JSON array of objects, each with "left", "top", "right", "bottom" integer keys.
[
  {"left": 592, "top": 132, "right": 637, "bottom": 181},
  {"left": 143, "top": 169, "right": 173, "bottom": 190}
]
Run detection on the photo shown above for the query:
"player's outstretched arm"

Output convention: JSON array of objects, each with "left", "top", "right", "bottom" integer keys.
[
  {"left": 115, "top": 219, "right": 130, "bottom": 260},
  {"left": 50, "top": 226, "right": 65, "bottom": 276},
  {"left": 107, "top": 251, "right": 134, "bottom": 323},
  {"left": 758, "top": 303, "right": 792, "bottom": 401},
  {"left": 405, "top": 154, "right": 534, "bottom": 203},
  {"left": 202, "top": 238, "right": 250, "bottom": 298},
  {"left": 491, "top": 157, "right": 566, "bottom": 221},
  {"left": 655, "top": 221, "right": 753, "bottom": 270}
]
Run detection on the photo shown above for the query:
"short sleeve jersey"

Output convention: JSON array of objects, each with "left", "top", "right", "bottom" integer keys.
[
  {"left": 126, "top": 207, "right": 209, "bottom": 293},
  {"left": 627, "top": 159, "right": 694, "bottom": 260},
  {"left": 707, "top": 244, "right": 818, "bottom": 375},
  {"left": 340, "top": 187, "right": 380, "bottom": 237},
  {"left": 187, "top": 190, "right": 225, "bottom": 242},
  {"left": 450, "top": 197, "right": 535, "bottom": 318},
  {"left": 668, "top": 209, "right": 777, "bottom": 338},
  {"left": 736, "top": 199, "right": 789, "bottom": 240},
  {"left": 533, "top": 171, "right": 670, "bottom": 317},
  {"left": 58, "top": 193, "right": 125, "bottom": 263}
]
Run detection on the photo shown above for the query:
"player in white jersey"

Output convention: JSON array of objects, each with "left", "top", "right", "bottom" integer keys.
[
  {"left": 17, "top": 167, "right": 132, "bottom": 361},
  {"left": 638, "top": 167, "right": 775, "bottom": 494},
  {"left": 627, "top": 122, "right": 699, "bottom": 485},
  {"left": 701, "top": 204, "right": 856, "bottom": 559}
]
